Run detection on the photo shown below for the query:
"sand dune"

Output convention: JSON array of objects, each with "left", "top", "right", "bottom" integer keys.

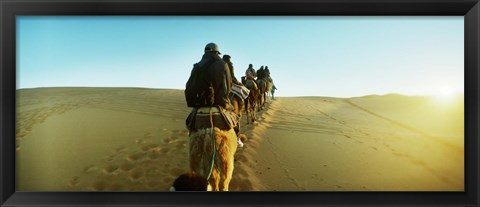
[{"left": 16, "top": 88, "right": 464, "bottom": 191}]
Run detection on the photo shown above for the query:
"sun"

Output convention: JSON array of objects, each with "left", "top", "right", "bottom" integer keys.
[{"left": 435, "top": 86, "right": 455, "bottom": 102}]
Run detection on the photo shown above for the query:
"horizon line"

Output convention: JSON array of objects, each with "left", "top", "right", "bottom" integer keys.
[{"left": 16, "top": 86, "right": 465, "bottom": 99}]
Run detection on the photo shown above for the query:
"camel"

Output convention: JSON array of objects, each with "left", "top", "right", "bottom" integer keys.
[
  {"left": 173, "top": 84, "right": 247, "bottom": 191},
  {"left": 255, "top": 78, "right": 268, "bottom": 112},
  {"left": 244, "top": 79, "right": 259, "bottom": 124},
  {"left": 230, "top": 83, "right": 248, "bottom": 134},
  {"left": 265, "top": 78, "right": 273, "bottom": 104},
  {"left": 230, "top": 94, "right": 243, "bottom": 134}
]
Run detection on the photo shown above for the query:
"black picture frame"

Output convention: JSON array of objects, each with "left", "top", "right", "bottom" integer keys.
[{"left": 1, "top": 0, "right": 479, "bottom": 206}]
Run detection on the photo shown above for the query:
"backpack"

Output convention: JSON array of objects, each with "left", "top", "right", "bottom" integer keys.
[{"left": 185, "top": 59, "right": 216, "bottom": 107}]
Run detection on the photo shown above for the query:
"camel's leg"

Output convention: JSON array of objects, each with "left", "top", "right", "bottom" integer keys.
[
  {"left": 218, "top": 128, "right": 237, "bottom": 191},
  {"left": 220, "top": 158, "right": 234, "bottom": 191},
  {"left": 245, "top": 97, "right": 250, "bottom": 124},
  {"left": 257, "top": 96, "right": 262, "bottom": 112},
  {"left": 246, "top": 101, "right": 249, "bottom": 123},
  {"left": 209, "top": 170, "right": 221, "bottom": 191}
]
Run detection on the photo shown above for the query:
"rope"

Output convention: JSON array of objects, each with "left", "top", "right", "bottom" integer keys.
[{"left": 206, "top": 107, "right": 216, "bottom": 180}]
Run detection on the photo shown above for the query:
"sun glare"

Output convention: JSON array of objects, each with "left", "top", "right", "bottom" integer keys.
[{"left": 435, "top": 86, "right": 455, "bottom": 103}]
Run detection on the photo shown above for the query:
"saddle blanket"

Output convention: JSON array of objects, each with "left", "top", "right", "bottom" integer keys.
[{"left": 232, "top": 83, "right": 250, "bottom": 100}]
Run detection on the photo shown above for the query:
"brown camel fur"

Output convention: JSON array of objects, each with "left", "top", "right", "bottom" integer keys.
[
  {"left": 189, "top": 127, "right": 237, "bottom": 191},
  {"left": 174, "top": 96, "right": 242, "bottom": 191},
  {"left": 173, "top": 93, "right": 243, "bottom": 191}
]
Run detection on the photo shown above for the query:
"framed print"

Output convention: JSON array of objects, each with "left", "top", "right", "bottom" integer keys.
[{"left": 1, "top": 0, "right": 479, "bottom": 206}]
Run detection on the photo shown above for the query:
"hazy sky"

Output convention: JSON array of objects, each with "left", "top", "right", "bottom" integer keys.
[{"left": 17, "top": 16, "right": 463, "bottom": 98}]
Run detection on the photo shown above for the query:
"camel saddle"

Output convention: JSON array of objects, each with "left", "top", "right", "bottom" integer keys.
[{"left": 186, "top": 106, "right": 238, "bottom": 132}]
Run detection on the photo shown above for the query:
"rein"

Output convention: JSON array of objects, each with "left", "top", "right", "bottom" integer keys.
[{"left": 207, "top": 107, "right": 216, "bottom": 180}]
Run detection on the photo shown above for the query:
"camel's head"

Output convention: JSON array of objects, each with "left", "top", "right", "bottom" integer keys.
[{"left": 170, "top": 172, "right": 212, "bottom": 191}]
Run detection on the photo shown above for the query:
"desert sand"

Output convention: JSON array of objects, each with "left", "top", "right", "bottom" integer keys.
[{"left": 16, "top": 87, "right": 464, "bottom": 191}]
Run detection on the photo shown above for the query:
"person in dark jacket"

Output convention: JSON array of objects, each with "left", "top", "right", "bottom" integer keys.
[
  {"left": 195, "top": 43, "right": 233, "bottom": 110},
  {"left": 185, "top": 43, "right": 238, "bottom": 131},
  {"left": 264, "top": 66, "right": 270, "bottom": 78},
  {"left": 256, "top": 66, "right": 265, "bottom": 80},
  {"left": 222, "top": 55, "right": 242, "bottom": 85},
  {"left": 222, "top": 54, "right": 245, "bottom": 147},
  {"left": 264, "top": 66, "right": 273, "bottom": 83}
]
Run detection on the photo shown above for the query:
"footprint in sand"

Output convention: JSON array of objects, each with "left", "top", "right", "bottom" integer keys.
[
  {"left": 91, "top": 181, "right": 108, "bottom": 191},
  {"left": 69, "top": 176, "right": 80, "bottom": 186},
  {"left": 150, "top": 146, "right": 162, "bottom": 152},
  {"left": 160, "top": 148, "right": 171, "bottom": 154},
  {"left": 141, "top": 144, "right": 156, "bottom": 151},
  {"left": 163, "top": 176, "right": 174, "bottom": 184},
  {"left": 147, "top": 151, "right": 162, "bottom": 160},
  {"left": 162, "top": 138, "right": 172, "bottom": 144},
  {"left": 104, "top": 155, "right": 116, "bottom": 162},
  {"left": 163, "top": 163, "right": 171, "bottom": 169},
  {"left": 103, "top": 165, "right": 120, "bottom": 175},
  {"left": 83, "top": 165, "right": 98, "bottom": 173},
  {"left": 127, "top": 151, "right": 146, "bottom": 161},
  {"left": 145, "top": 167, "right": 162, "bottom": 175},
  {"left": 146, "top": 181, "right": 161, "bottom": 189},
  {"left": 119, "top": 162, "right": 136, "bottom": 171},
  {"left": 116, "top": 146, "right": 127, "bottom": 153},
  {"left": 170, "top": 168, "right": 184, "bottom": 177},
  {"left": 175, "top": 142, "right": 187, "bottom": 150},
  {"left": 172, "top": 129, "right": 184, "bottom": 138},
  {"left": 143, "top": 133, "right": 154, "bottom": 138},
  {"left": 147, "top": 143, "right": 160, "bottom": 149},
  {"left": 128, "top": 168, "right": 145, "bottom": 181}
]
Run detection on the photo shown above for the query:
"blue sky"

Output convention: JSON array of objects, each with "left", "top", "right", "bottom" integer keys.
[{"left": 17, "top": 16, "right": 463, "bottom": 98}]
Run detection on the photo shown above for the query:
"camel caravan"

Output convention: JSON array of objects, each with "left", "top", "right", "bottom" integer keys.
[
  {"left": 170, "top": 43, "right": 276, "bottom": 191},
  {"left": 242, "top": 64, "right": 276, "bottom": 123}
]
